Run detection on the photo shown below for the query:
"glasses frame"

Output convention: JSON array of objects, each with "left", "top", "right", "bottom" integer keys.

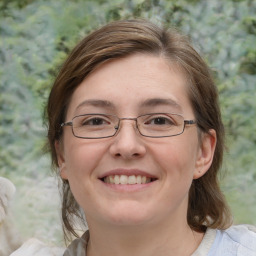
[{"left": 60, "top": 113, "right": 196, "bottom": 139}]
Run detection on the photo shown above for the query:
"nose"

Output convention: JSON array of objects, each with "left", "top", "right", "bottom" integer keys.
[{"left": 109, "top": 119, "right": 146, "bottom": 160}]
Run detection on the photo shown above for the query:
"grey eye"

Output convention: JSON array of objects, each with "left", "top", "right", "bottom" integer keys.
[
  {"left": 84, "top": 118, "right": 106, "bottom": 126},
  {"left": 79, "top": 116, "right": 111, "bottom": 126},
  {"left": 145, "top": 116, "right": 175, "bottom": 126}
]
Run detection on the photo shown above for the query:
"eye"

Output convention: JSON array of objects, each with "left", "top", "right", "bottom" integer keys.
[
  {"left": 86, "top": 118, "right": 105, "bottom": 125},
  {"left": 78, "top": 115, "right": 111, "bottom": 126},
  {"left": 84, "top": 118, "right": 109, "bottom": 126},
  {"left": 144, "top": 115, "right": 176, "bottom": 126}
]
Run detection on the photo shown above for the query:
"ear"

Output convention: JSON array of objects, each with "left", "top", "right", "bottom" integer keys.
[
  {"left": 55, "top": 140, "right": 68, "bottom": 180},
  {"left": 193, "top": 129, "right": 217, "bottom": 179}
]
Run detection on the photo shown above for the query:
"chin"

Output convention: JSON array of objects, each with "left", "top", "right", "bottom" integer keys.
[
  {"left": 108, "top": 216, "right": 150, "bottom": 227},
  {"left": 103, "top": 203, "right": 154, "bottom": 227}
]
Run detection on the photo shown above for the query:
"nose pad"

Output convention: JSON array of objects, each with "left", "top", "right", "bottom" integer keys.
[
  {"left": 109, "top": 120, "right": 146, "bottom": 159},
  {"left": 114, "top": 119, "right": 138, "bottom": 136}
]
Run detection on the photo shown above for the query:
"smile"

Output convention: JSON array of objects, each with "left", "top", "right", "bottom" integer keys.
[{"left": 102, "top": 175, "right": 157, "bottom": 185}]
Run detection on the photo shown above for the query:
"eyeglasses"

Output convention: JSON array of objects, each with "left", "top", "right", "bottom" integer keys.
[{"left": 61, "top": 113, "right": 196, "bottom": 139}]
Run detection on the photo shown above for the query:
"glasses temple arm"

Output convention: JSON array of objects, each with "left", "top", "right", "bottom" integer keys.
[
  {"left": 61, "top": 121, "right": 73, "bottom": 127},
  {"left": 184, "top": 120, "right": 196, "bottom": 125}
]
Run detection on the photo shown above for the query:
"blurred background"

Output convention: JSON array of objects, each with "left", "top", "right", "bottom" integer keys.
[{"left": 0, "top": 0, "right": 255, "bottom": 247}]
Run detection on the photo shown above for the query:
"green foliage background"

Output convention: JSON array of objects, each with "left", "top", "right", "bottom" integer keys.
[{"left": 0, "top": 0, "right": 255, "bottom": 245}]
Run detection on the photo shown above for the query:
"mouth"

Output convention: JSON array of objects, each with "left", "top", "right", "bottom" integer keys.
[
  {"left": 100, "top": 175, "right": 157, "bottom": 185},
  {"left": 98, "top": 169, "right": 158, "bottom": 185}
]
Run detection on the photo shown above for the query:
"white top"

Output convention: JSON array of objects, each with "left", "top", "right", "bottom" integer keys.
[
  {"left": 63, "top": 225, "right": 256, "bottom": 256},
  {"left": 192, "top": 225, "right": 256, "bottom": 256},
  {"left": 9, "top": 225, "right": 256, "bottom": 255}
]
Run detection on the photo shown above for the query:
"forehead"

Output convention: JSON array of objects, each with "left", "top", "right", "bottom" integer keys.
[{"left": 67, "top": 54, "right": 193, "bottom": 118}]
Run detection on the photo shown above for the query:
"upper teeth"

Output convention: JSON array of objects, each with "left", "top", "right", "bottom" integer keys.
[{"left": 103, "top": 175, "right": 152, "bottom": 185}]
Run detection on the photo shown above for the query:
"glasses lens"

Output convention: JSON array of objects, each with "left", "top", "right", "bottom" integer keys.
[
  {"left": 72, "top": 114, "right": 118, "bottom": 138},
  {"left": 137, "top": 113, "right": 184, "bottom": 137}
]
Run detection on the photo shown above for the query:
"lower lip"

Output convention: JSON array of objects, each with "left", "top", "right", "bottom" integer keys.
[{"left": 99, "top": 180, "right": 157, "bottom": 192}]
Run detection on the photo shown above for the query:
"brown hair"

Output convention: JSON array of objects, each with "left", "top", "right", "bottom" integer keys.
[{"left": 46, "top": 19, "right": 232, "bottom": 242}]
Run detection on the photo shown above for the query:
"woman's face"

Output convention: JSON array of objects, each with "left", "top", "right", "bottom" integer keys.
[{"left": 57, "top": 54, "right": 215, "bottom": 228}]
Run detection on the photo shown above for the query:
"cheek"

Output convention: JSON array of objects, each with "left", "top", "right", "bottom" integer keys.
[
  {"left": 63, "top": 138, "right": 108, "bottom": 179},
  {"left": 143, "top": 139, "right": 199, "bottom": 216},
  {"left": 62, "top": 139, "right": 109, "bottom": 209},
  {"left": 150, "top": 137, "right": 198, "bottom": 181}
]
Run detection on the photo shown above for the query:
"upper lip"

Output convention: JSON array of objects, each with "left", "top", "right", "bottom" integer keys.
[{"left": 98, "top": 168, "right": 158, "bottom": 179}]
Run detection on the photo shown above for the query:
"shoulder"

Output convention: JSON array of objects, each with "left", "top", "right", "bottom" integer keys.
[
  {"left": 209, "top": 225, "right": 256, "bottom": 256},
  {"left": 222, "top": 225, "right": 256, "bottom": 251},
  {"left": 63, "top": 231, "right": 89, "bottom": 256},
  {"left": 224, "top": 225, "right": 256, "bottom": 243},
  {"left": 10, "top": 238, "right": 65, "bottom": 256}
]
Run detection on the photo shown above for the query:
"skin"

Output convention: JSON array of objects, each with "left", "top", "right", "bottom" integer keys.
[{"left": 56, "top": 54, "right": 216, "bottom": 256}]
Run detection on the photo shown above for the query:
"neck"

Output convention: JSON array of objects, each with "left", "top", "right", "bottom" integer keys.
[{"left": 86, "top": 216, "right": 204, "bottom": 256}]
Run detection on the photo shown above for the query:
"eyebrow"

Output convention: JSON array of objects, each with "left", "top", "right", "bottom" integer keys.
[
  {"left": 75, "top": 99, "right": 115, "bottom": 111},
  {"left": 140, "top": 98, "right": 183, "bottom": 113},
  {"left": 75, "top": 98, "right": 183, "bottom": 113}
]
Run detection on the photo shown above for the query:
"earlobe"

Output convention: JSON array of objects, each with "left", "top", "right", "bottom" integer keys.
[
  {"left": 193, "top": 129, "right": 216, "bottom": 179},
  {"left": 55, "top": 140, "right": 68, "bottom": 180}
]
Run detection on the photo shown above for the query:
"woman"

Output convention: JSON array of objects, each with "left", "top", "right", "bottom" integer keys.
[{"left": 46, "top": 19, "right": 256, "bottom": 255}]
